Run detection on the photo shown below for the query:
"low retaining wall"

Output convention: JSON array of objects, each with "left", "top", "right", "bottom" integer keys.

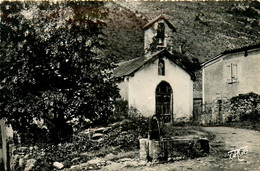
[{"left": 140, "top": 138, "right": 209, "bottom": 161}]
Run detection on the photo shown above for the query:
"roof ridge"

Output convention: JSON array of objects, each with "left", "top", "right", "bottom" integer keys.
[
  {"left": 202, "top": 43, "right": 260, "bottom": 67},
  {"left": 114, "top": 49, "right": 194, "bottom": 80},
  {"left": 142, "top": 14, "right": 176, "bottom": 31}
]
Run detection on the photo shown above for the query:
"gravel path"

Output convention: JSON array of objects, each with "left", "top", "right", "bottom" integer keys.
[{"left": 101, "top": 127, "right": 260, "bottom": 171}]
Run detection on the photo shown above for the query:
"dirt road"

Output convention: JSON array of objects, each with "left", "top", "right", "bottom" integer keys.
[{"left": 102, "top": 127, "right": 260, "bottom": 171}]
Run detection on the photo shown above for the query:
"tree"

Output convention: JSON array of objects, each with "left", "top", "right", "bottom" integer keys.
[{"left": 0, "top": 1, "right": 119, "bottom": 143}]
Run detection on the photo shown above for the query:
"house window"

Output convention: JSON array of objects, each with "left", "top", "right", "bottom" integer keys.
[
  {"left": 227, "top": 63, "right": 238, "bottom": 84},
  {"left": 157, "top": 22, "right": 165, "bottom": 45},
  {"left": 158, "top": 58, "right": 165, "bottom": 75}
]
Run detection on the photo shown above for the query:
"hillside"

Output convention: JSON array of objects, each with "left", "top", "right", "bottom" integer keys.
[{"left": 106, "top": 1, "right": 260, "bottom": 63}]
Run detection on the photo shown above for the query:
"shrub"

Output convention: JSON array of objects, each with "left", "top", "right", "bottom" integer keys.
[
  {"left": 108, "top": 99, "right": 128, "bottom": 123},
  {"left": 229, "top": 92, "right": 260, "bottom": 123}
]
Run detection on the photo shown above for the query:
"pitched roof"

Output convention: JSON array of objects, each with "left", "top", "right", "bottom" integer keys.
[
  {"left": 202, "top": 43, "right": 260, "bottom": 67},
  {"left": 142, "top": 14, "right": 176, "bottom": 32},
  {"left": 114, "top": 49, "right": 194, "bottom": 80}
]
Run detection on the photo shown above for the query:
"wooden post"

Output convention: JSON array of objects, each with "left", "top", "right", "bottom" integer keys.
[{"left": 0, "top": 119, "right": 9, "bottom": 171}]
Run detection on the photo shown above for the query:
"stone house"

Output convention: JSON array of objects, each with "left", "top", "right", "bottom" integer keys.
[
  {"left": 114, "top": 15, "right": 195, "bottom": 123},
  {"left": 201, "top": 43, "right": 260, "bottom": 123}
]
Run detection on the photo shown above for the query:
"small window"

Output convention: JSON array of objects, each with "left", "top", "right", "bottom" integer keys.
[
  {"left": 227, "top": 63, "right": 238, "bottom": 84},
  {"left": 158, "top": 58, "right": 165, "bottom": 76}
]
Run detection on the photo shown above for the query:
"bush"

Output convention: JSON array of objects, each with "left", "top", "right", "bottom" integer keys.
[
  {"left": 229, "top": 92, "right": 260, "bottom": 123},
  {"left": 108, "top": 99, "right": 128, "bottom": 123}
]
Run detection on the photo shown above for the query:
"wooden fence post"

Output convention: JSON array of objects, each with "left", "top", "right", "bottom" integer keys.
[{"left": 1, "top": 119, "right": 10, "bottom": 171}]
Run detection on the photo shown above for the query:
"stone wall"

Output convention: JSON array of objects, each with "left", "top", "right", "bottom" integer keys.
[
  {"left": 139, "top": 138, "right": 209, "bottom": 162},
  {"left": 200, "top": 92, "right": 260, "bottom": 124}
]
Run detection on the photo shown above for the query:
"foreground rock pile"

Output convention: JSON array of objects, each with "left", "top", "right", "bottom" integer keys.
[{"left": 9, "top": 119, "right": 147, "bottom": 170}]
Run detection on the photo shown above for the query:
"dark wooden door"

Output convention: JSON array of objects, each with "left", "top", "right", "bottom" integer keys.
[
  {"left": 156, "top": 81, "right": 173, "bottom": 123},
  {"left": 193, "top": 98, "right": 202, "bottom": 122}
]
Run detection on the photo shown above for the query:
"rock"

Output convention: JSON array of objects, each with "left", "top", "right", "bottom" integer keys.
[
  {"left": 124, "top": 160, "right": 139, "bottom": 167},
  {"left": 70, "top": 162, "right": 89, "bottom": 170},
  {"left": 102, "top": 161, "right": 124, "bottom": 170},
  {"left": 10, "top": 154, "right": 20, "bottom": 170},
  {"left": 24, "top": 159, "right": 37, "bottom": 171},
  {"left": 138, "top": 160, "right": 147, "bottom": 166},
  {"left": 87, "top": 158, "right": 103, "bottom": 165},
  {"left": 53, "top": 162, "right": 64, "bottom": 170},
  {"left": 71, "top": 157, "right": 80, "bottom": 162},
  {"left": 18, "top": 157, "right": 24, "bottom": 168},
  {"left": 146, "top": 162, "right": 152, "bottom": 166},
  {"left": 94, "top": 127, "right": 106, "bottom": 133},
  {"left": 119, "top": 158, "right": 132, "bottom": 163},
  {"left": 120, "top": 131, "right": 128, "bottom": 135},
  {"left": 110, "top": 122, "right": 121, "bottom": 128},
  {"left": 97, "top": 138, "right": 104, "bottom": 143},
  {"left": 40, "top": 151, "right": 45, "bottom": 156},
  {"left": 92, "top": 133, "right": 104, "bottom": 140},
  {"left": 103, "top": 127, "right": 112, "bottom": 133},
  {"left": 120, "top": 119, "right": 132, "bottom": 126},
  {"left": 17, "top": 147, "right": 28, "bottom": 152},
  {"left": 104, "top": 153, "right": 115, "bottom": 161}
]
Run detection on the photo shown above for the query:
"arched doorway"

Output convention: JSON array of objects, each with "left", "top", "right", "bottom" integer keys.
[
  {"left": 217, "top": 100, "right": 223, "bottom": 124},
  {"left": 155, "top": 81, "right": 173, "bottom": 123}
]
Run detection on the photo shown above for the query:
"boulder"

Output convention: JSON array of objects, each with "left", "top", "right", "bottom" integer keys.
[
  {"left": 103, "top": 127, "right": 112, "bottom": 133},
  {"left": 94, "top": 127, "right": 106, "bottom": 133},
  {"left": 24, "top": 159, "right": 36, "bottom": 171},
  {"left": 10, "top": 154, "right": 19, "bottom": 170},
  {"left": 70, "top": 162, "right": 89, "bottom": 170},
  {"left": 118, "top": 158, "right": 132, "bottom": 163},
  {"left": 18, "top": 157, "right": 24, "bottom": 168},
  {"left": 92, "top": 133, "right": 104, "bottom": 140},
  {"left": 123, "top": 160, "right": 139, "bottom": 167},
  {"left": 53, "top": 162, "right": 64, "bottom": 170},
  {"left": 87, "top": 158, "right": 103, "bottom": 165}
]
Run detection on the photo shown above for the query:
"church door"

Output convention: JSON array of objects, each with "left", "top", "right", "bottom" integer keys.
[{"left": 155, "top": 81, "right": 173, "bottom": 123}]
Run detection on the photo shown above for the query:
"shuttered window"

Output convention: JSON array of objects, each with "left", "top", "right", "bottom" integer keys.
[{"left": 226, "top": 63, "right": 238, "bottom": 84}]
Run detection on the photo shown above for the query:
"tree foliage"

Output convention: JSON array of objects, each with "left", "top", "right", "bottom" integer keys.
[{"left": 0, "top": 1, "right": 119, "bottom": 143}]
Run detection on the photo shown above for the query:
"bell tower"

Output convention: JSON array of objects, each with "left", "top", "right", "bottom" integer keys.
[{"left": 143, "top": 15, "right": 176, "bottom": 57}]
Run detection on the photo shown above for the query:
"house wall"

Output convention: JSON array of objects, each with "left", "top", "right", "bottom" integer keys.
[
  {"left": 117, "top": 77, "right": 129, "bottom": 101},
  {"left": 128, "top": 57, "right": 193, "bottom": 120},
  {"left": 144, "top": 19, "right": 175, "bottom": 55},
  {"left": 202, "top": 48, "right": 260, "bottom": 123},
  {"left": 203, "top": 48, "right": 260, "bottom": 104}
]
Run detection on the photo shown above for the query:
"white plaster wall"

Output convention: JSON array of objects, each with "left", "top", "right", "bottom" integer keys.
[
  {"left": 144, "top": 19, "right": 175, "bottom": 55},
  {"left": 203, "top": 48, "right": 260, "bottom": 104},
  {"left": 117, "top": 78, "right": 129, "bottom": 101},
  {"left": 128, "top": 57, "right": 193, "bottom": 120},
  {"left": 236, "top": 50, "right": 260, "bottom": 95}
]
